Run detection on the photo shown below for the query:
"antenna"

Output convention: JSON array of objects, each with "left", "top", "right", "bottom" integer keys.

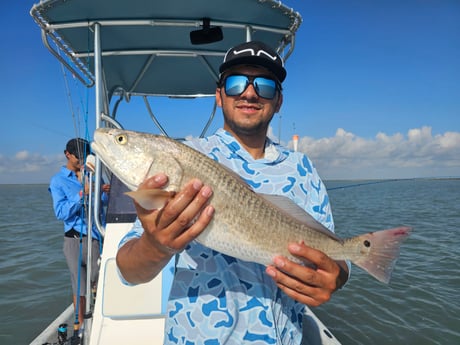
[
  {"left": 293, "top": 134, "right": 299, "bottom": 152},
  {"left": 292, "top": 122, "right": 298, "bottom": 151},
  {"left": 278, "top": 114, "right": 282, "bottom": 144}
]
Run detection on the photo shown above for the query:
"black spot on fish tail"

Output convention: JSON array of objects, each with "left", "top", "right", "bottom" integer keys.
[{"left": 349, "top": 226, "right": 412, "bottom": 283}]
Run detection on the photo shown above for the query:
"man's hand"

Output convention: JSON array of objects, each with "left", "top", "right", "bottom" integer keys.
[
  {"left": 266, "top": 242, "right": 349, "bottom": 307},
  {"left": 116, "top": 173, "right": 214, "bottom": 284},
  {"left": 102, "top": 184, "right": 110, "bottom": 194},
  {"left": 135, "top": 174, "right": 214, "bottom": 255}
]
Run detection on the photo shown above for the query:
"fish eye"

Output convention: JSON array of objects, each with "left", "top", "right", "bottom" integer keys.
[{"left": 115, "top": 134, "right": 128, "bottom": 145}]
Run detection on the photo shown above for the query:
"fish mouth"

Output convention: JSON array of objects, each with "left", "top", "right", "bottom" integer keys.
[
  {"left": 90, "top": 140, "right": 104, "bottom": 160},
  {"left": 91, "top": 128, "right": 114, "bottom": 157}
]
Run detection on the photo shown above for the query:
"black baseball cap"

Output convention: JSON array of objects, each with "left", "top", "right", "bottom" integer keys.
[
  {"left": 219, "top": 41, "right": 287, "bottom": 82},
  {"left": 65, "top": 138, "right": 91, "bottom": 159}
]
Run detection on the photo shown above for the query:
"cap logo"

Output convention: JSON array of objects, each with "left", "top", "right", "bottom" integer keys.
[{"left": 230, "top": 48, "right": 283, "bottom": 65}]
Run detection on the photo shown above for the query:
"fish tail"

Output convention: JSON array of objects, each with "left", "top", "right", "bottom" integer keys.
[{"left": 348, "top": 226, "right": 412, "bottom": 284}]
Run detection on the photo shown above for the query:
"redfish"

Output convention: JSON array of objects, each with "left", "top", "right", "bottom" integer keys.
[{"left": 91, "top": 128, "right": 411, "bottom": 283}]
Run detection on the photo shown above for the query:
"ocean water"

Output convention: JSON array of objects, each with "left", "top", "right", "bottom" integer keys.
[
  {"left": 0, "top": 184, "right": 70, "bottom": 345},
  {"left": 0, "top": 180, "right": 459, "bottom": 345}
]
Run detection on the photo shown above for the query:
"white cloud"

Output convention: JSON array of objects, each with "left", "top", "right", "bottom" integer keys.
[
  {"left": 1, "top": 126, "right": 459, "bottom": 184},
  {"left": 291, "top": 126, "right": 460, "bottom": 179},
  {"left": 15, "top": 150, "right": 30, "bottom": 160},
  {"left": 0, "top": 152, "right": 64, "bottom": 184}
]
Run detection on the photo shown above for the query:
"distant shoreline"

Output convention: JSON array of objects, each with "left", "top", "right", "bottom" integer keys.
[
  {"left": 325, "top": 177, "right": 460, "bottom": 182},
  {"left": 1, "top": 176, "right": 459, "bottom": 186}
]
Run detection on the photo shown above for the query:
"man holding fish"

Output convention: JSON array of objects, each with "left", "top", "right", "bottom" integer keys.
[{"left": 116, "top": 41, "right": 350, "bottom": 344}]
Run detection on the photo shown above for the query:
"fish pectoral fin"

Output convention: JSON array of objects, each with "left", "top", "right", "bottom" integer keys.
[{"left": 125, "top": 189, "right": 175, "bottom": 210}]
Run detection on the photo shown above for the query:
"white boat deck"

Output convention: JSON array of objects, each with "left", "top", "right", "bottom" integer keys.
[
  {"left": 88, "top": 222, "right": 341, "bottom": 345},
  {"left": 89, "top": 223, "right": 171, "bottom": 345}
]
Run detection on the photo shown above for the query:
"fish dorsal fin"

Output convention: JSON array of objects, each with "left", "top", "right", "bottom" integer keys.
[
  {"left": 125, "top": 189, "right": 175, "bottom": 210},
  {"left": 259, "top": 194, "right": 341, "bottom": 241}
]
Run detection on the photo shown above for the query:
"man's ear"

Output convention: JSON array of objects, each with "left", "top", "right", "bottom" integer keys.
[{"left": 215, "top": 88, "right": 223, "bottom": 107}]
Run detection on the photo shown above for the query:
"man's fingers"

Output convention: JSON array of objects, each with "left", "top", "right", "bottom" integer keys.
[
  {"left": 266, "top": 262, "right": 332, "bottom": 307},
  {"left": 265, "top": 241, "right": 343, "bottom": 306},
  {"left": 139, "top": 173, "right": 169, "bottom": 190},
  {"left": 156, "top": 179, "right": 206, "bottom": 230},
  {"left": 287, "top": 242, "right": 340, "bottom": 290},
  {"left": 175, "top": 204, "right": 215, "bottom": 248},
  {"left": 138, "top": 178, "right": 213, "bottom": 246},
  {"left": 270, "top": 256, "right": 321, "bottom": 288}
]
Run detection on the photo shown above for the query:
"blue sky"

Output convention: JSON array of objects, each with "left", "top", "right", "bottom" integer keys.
[{"left": 1, "top": 1, "right": 459, "bottom": 184}]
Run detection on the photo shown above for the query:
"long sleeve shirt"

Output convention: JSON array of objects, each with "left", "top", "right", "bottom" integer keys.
[{"left": 49, "top": 166, "right": 107, "bottom": 241}]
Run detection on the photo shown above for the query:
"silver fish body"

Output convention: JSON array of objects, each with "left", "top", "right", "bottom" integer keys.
[{"left": 91, "top": 128, "right": 411, "bottom": 283}]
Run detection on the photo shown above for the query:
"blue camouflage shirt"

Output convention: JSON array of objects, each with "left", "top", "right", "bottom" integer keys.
[{"left": 119, "top": 129, "right": 335, "bottom": 345}]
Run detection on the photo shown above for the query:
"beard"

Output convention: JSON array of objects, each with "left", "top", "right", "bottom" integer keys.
[
  {"left": 221, "top": 99, "right": 275, "bottom": 137},
  {"left": 223, "top": 116, "right": 270, "bottom": 137}
]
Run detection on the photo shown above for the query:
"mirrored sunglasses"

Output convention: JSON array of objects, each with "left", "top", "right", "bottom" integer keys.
[{"left": 223, "top": 75, "right": 280, "bottom": 99}]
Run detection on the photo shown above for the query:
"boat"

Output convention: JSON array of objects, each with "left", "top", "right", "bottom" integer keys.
[{"left": 29, "top": 0, "right": 342, "bottom": 344}]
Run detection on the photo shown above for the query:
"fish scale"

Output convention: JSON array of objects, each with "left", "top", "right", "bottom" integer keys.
[{"left": 91, "top": 128, "right": 412, "bottom": 283}]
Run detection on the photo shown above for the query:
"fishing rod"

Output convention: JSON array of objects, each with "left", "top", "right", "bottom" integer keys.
[
  {"left": 57, "top": 42, "right": 96, "bottom": 344},
  {"left": 327, "top": 178, "right": 417, "bottom": 191}
]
